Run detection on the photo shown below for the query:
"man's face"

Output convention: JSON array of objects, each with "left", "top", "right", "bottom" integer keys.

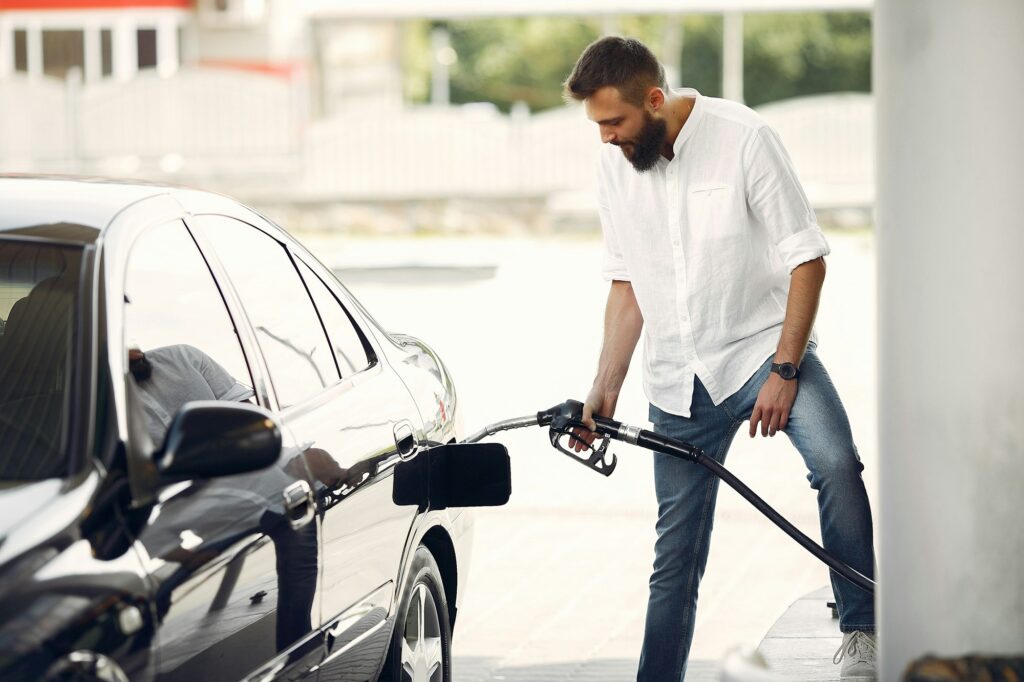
[
  {"left": 128, "top": 347, "right": 152, "bottom": 381},
  {"left": 585, "top": 85, "right": 667, "bottom": 173}
]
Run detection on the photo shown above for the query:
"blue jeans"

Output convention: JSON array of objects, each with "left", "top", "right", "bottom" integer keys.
[{"left": 637, "top": 346, "right": 876, "bottom": 681}]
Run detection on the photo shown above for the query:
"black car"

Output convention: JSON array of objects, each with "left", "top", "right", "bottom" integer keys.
[{"left": 0, "top": 176, "right": 507, "bottom": 682}]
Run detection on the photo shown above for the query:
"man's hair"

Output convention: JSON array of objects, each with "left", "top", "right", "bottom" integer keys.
[{"left": 563, "top": 36, "right": 668, "bottom": 106}]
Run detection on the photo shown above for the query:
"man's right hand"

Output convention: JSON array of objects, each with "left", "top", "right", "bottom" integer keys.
[{"left": 569, "top": 384, "right": 619, "bottom": 452}]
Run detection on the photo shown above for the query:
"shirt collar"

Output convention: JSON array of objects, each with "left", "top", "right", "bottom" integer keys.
[{"left": 670, "top": 87, "right": 704, "bottom": 157}]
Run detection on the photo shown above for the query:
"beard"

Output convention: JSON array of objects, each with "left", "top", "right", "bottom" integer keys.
[
  {"left": 617, "top": 111, "right": 667, "bottom": 173},
  {"left": 130, "top": 353, "right": 153, "bottom": 382}
]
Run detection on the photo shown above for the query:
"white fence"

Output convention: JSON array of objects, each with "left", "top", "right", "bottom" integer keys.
[
  {"left": 0, "top": 77, "right": 69, "bottom": 166},
  {"left": 301, "top": 104, "right": 600, "bottom": 201},
  {"left": 757, "top": 93, "right": 874, "bottom": 208},
  {"left": 303, "top": 94, "right": 873, "bottom": 209},
  {"left": 0, "top": 68, "right": 303, "bottom": 177},
  {"left": 0, "top": 68, "right": 872, "bottom": 210}
]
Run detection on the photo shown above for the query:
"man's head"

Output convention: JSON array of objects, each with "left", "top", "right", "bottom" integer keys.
[
  {"left": 564, "top": 36, "right": 670, "bottom": 172},
  {"left": 129, "top": 347, "right": 152, "bottom": 382}
]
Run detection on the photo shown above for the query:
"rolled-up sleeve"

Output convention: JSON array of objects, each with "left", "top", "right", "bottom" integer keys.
[
  {"left": 745, "top": 125, "right": 830, "bottom": 273},
  {"left": 597, "top": 167, "right": 631, "bottom": 282}
]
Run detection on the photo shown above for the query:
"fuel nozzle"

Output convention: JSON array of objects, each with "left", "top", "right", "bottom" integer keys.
[{"left": 537, "top": 399, "right": 618, "bottom": 476}]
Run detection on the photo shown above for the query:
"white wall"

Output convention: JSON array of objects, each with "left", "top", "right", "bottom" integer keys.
[{"left": 876, "top": 1, "right": 1024, "bottom": 679}]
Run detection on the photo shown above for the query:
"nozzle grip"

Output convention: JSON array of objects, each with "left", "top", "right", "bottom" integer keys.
[
  {"left": 537, "top": 399, "right": 621, "bottom": 434},
  {"left": 539, "top": 399, "right": 618, "bottom": 476}
]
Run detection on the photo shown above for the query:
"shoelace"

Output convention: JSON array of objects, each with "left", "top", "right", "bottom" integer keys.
[{"left": 833, "top": 631, "right": 878, "bottom": 665}]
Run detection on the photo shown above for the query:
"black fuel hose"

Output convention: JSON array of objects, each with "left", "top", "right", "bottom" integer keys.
[{"left": 537, "top": 401, "right": 876, "bottom": 596}]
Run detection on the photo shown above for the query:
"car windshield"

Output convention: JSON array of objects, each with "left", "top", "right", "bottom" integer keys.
[{"left": 0, "top": 239, "right": 82, "bottom": 481}]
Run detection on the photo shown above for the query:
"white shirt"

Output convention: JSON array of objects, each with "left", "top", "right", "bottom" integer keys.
[{"left": 597, "top": 88, "right": 830, "bottom": 417}]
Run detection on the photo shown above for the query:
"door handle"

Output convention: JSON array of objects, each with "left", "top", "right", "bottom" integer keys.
[
  {"left": 283, "top": 480, "right": 314, "bottom": 529},
  {"left": 393, "top": 420, "right": 418, "bottom": 461}
]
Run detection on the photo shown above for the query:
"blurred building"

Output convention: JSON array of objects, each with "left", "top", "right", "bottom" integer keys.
[
  {"left": 0, "top": 0, "right": 872, "bottom": 231},
  {"left": 0, "top": 0, "right": 406, "bottom": 115},
  {"left": 0, "top": 0, "right": 190, "bottom": 82}
]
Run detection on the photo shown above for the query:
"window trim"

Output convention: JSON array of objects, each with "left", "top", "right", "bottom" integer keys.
[
  {"left": 292, "top": 251, "right": 377, "bottom": 380},
  {"left": 286, "top": 246, "right": 385, "bottom": 365},
  {"left": 121, "top": 218, "right": 263, "bottom": 412},
  {"left": 185, "top": 214, "right": 345, "bottom": 413}
]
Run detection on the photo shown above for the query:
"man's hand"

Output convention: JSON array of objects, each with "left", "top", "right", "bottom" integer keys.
[
  {"left": 749, "top": 373, "right": 799, "bottom": 437},
  {"left": 569, "top": 384, "right": 619, "bottom": 452}
]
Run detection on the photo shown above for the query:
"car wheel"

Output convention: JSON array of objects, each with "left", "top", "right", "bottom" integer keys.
[{"left": 382, "top": 545, "right": 451, "bottom": 682}]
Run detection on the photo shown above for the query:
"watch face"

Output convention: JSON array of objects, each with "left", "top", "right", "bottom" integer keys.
[{"left": 779, "top": 363, "right": 798, "bottom": 380}]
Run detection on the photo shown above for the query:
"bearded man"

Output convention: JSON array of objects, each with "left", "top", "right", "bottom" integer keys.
[{"left": 563, "top": 36, "right": 877, "bottom": 681}]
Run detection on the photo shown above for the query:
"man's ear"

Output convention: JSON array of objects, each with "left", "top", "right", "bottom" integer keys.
[{"left": 648, "top": 87, "right": 666, "bottom": 112}]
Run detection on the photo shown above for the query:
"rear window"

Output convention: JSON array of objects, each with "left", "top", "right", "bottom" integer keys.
[{"left": 0, "top": 240, "right": 82, "bottom": 481}]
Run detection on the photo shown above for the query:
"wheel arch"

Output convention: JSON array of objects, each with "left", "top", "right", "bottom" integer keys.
[{"left": 420, "top": 525, "right": 459, "bottom": 630}]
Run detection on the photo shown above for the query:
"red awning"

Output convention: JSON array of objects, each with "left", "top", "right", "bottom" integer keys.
[{"left": 0, "top": 0, "right": 190, "bottom": 9}]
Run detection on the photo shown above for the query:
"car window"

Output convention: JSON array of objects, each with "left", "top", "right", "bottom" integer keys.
[
  {"left": 195, "top": 217, "right": 338, "bottom": 408},
  {"left": 124, "top": 221, "right": 255, "bottom": 449},
  {"left": 296, "top": 259, "right": 371, "bottom": 378},
  {"left": 0, "top": 240, "right": 82, "bottom": 481}
]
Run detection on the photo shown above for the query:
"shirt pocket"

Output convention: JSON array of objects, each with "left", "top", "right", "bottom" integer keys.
[{"left": 687, "top": 182, "right": 739, "bottom": 239}]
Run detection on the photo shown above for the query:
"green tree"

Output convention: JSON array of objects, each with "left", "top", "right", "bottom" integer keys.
[
  {"left": 680, "top": 15, "right": 724, "bottom": 97},
  {"left": 404, "top": 18, "right": 602, "bottom": 112},
  {"left": 743, "top": 12, "right": 871, "bottom": 107},
  {"left": 402, "top": 12, "right": 871, "bottom": 112}
]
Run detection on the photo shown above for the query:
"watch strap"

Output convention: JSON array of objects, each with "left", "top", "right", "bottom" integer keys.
[{"left": 770, "top": 362, "right": 801, "bottom": 380}]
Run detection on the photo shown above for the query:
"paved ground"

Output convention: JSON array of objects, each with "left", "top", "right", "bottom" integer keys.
[
  {"left": 757, "top": 586, "right": 846, "bottom": 682},
  {"left": 303, "top": 228, "right": 877, "bottom": 681}
]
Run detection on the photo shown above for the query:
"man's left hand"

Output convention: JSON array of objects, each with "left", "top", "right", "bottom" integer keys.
[{"left": 749, "top": 373, "right": 799, "bottom": 437}]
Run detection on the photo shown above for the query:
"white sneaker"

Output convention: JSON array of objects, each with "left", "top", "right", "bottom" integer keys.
[{"left": 833, "top": 631, "right": 877, "bottom": 680}]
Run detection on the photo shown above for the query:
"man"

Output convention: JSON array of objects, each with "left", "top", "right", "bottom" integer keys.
[
  {"left": 128, "top": 343, "right": 321, "bottom": 652},
  {"left": 563, "top": 37, "right": 877, "bottom": 680},
  {"left": 128, "top": 343, "right": 255, "bottom": 446}
]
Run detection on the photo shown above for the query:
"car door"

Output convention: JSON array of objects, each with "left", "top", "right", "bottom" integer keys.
[
  {"left": 191, "top": 215, "right": 425, "bottom": 678},
  {"left": 290, "top": 254, "right": 429, "bottom": 678},
  {"left": 122, "top": 219, "right": 321, "bottom": 682}
]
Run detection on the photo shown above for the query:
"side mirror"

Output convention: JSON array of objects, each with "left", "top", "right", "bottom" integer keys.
[
  {"left": 156, "top": 401, "right": 282, "bottom": 481},
  {"left": 393, "top": 442, "right": 511, "bottom": 509}
]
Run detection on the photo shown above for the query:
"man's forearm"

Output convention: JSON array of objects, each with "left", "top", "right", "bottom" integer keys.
[
  {"left": 594, "top": 280, "right": 644, "bottom": 395},
  {"left": 775, "top": 257, "right": 826, "bottom": 365}
]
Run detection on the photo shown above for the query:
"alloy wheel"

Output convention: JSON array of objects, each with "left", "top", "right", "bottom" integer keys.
[{"left": 400, "top": 583, "right": 444, "bottom": 682}]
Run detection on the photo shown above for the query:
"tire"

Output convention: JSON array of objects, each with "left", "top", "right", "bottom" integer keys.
[{"left": 381, "top": 546, "right": 452, "bottom": 682}]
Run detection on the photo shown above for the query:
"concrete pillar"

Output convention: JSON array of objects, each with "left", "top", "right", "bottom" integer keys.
[
  {"left": 157, "top": 16, "right": 178, "bottom": 78},
  {"left": 876, "top": 1, "right": 1024, "bottom": 680},
  {"left": 113, "top": 17, "right": 137, "bottom": 83},
  {"left": 722, "top": 11, "right": 743, "bottom": 103},
  {"left": 84, "top": 23, "right": 101, "bottom": 82},
  {"left": 601, "top": 15, "right": 620, "bottom": 37},
  {"left": 430, "top": 25, "right": 451, "bottom": 107},
  {"left": 26, "top": 22, "right": 42, "bottom": 81},
  {"left": 661, "top": 15, "right": 684, "bottom": 89}
]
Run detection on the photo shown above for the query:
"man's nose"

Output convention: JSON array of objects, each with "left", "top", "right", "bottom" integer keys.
[{"left": 601, "top": 129, "right": 616, "bottom": 144}]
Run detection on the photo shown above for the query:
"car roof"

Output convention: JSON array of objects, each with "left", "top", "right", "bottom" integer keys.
[{"left": 0, "top": 175, "right": 187, "bottom": 245}]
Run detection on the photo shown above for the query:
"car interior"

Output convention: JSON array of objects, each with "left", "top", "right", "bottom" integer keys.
[{"left": 0, "top": 241, "right": 80, "bottom": 482}]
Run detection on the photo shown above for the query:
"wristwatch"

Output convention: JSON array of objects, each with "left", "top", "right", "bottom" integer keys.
[{"left": 770, "top": 362, "right": 800, "bottom": 380}]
